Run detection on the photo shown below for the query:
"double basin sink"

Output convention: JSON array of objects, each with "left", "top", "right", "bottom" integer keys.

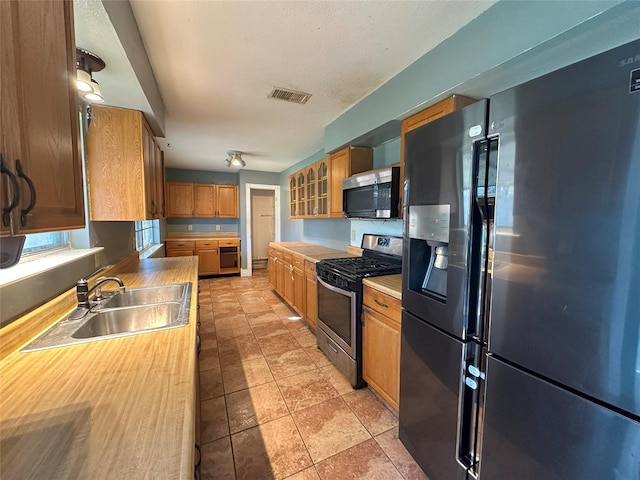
[{"left": 23, "top": 283, "right": 192, "bottom": 352}]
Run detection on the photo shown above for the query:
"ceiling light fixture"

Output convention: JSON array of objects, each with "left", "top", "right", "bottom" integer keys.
[
  {"left": 224, "top": 151, "right": 246, "bottom": 168},
  {"left": 76, "top": 47, "right": 106, "bottom": 104}
]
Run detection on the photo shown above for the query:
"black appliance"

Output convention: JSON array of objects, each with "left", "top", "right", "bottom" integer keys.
[
  {"left": 342, "top": 166, "right": 400, "bottom": 219},
  {"left": 400, "top": 39, "right": 640, "bottom": 480},
  {"left": 316, "top": 234, "right": 402, "bottom": 388}
]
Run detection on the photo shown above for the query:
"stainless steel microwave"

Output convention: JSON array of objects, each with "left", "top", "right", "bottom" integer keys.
[{"left": 342, "top": 166, "right": 400, "bottom": 219}]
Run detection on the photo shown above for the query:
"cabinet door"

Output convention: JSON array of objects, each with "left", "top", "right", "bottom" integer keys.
[
  {"left": 304, "top": 273, "right": 317, "bottom": 330},
  {"left": 289, "top": 175, "right": 297, "bottom": 218},
  {"left": 305, "top": 167, "right": 316, "bottom": 216},
  {"left": 194, "top": 184, "right": 215, "bottom": 217},
  {"left": 315, "top": 158, "right": 329, "bottom": 216},
  {"left": 284, "top": 265, "right": 294, "bottom": 304},
  {"left": 155, "top": 149, "right": 166, "bottom": 218},
  {"left": 216, "top": 185, "right": 238, "bottom": 218},
  {"left": 167, "top": 249, "right": 194, "bottom": 257},
  {"left": 197, "top": 248, "right": 219, "bottom": 275},
  {"left": 362, "top": 305, "right": 401, "bottom": 410},
  {"left": 166, "top": 182, "right": 194, "bottom": 217},
  {"left": 293, "top": 267, "right": 305, "bottom": 316},
  {"left": 297, "top": 171, "right": 305, "bottom": 218},
  {"left": 268, "top": 254, "right": 277, "bottom": 289},
  {"left": 329, "top": 149, "right": 348, "bottom": 217},
  {"left": 1, "top": 0, "right": 84, "bottom": 233},
  {"left": 276, "top": 256, "right": 285, "bottom": 296}
]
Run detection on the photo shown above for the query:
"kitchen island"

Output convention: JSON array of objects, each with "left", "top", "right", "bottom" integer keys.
[{"left": 0, "top": 256, "right": 199, "bottom": 479}]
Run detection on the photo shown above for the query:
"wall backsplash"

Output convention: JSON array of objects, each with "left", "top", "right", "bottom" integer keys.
[{"left": 166, "top": 218, "right": 239, "bottom": 233}]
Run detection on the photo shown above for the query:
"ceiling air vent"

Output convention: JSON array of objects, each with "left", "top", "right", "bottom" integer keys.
[{"left": 268, "top": 87, "right": 312, "bottom": 104}]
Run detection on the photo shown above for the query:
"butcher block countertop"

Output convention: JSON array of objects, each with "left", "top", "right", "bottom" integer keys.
[
  {"left": 0, "top": 256, "right": 199, "bottom": 479},
  {"left": 363, "top": 274, "right": 403, "bottom": 300},
  {"left": 269, "top": 241, "right": 354, "bottom": 263}
]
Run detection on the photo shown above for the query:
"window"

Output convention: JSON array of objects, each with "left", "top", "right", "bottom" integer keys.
[
  {"left": 22, "top": 231, "right": 70, "bottom": 255},
  {"left": 135, "top": 220, "right": 159, "bottom": 251}
]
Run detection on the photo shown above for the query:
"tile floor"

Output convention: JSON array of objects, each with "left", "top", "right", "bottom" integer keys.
[{"left": 198, "top": 269, "right": 428, "bottom": 480}]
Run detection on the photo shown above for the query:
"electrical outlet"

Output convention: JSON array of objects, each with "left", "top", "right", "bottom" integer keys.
[
  {"left": 351, "top": 229, "right": 356, "bottom": 242},
  {"left": 216, "top": 225, "right": 221, "bottom": 231},
  {"left": 187, "top": 225, "right": 192, "bottom": 231}
]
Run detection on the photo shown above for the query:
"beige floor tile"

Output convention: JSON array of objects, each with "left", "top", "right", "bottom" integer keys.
[
  {"left": 282, "top": 467, "right": 320, "bottom": 480},
  {"left": 281, "top": 317, "right": 307, "bottom": 331},
  {"left": 218, "top": 332, "right": 263, "bottom": 366},
  {"left": 200, "top": 331, "right": 218, "bottom": 347},
  {"left": 201, "top": 436, "right": 236, "bottom": 480},
  {"left": 319, "top": 364, "right": 354, "bottom": 396},
  {"left": 292, "top": 397, "right": 371, "bottom": 463},
  {"left": 264, "top": 349, "right": 317, "bottom": 380},
  {"left": 272, "top": 303, "right": 297, "bottom": 320},
  {"left": 246, "top": 311, "right": 281, "bottom": 325},
  {"left": 289, "top": 330, "right": 317, "bottom": 348},
  {"left": 315, "top": 438, "right": 403, "bottom": 480},
  {"left": 343, "top": 389, "right": 398, "bottom": 436},
  {"left": 216, "top": 325, "right": 253, "bottom": 340},
  {"left": 240, "top": 299, "right": 272, "bottom": 314},
  {"left": 257, "top": 332, "right": 302, "bottom": 357},
  {"left": 374, "top": 428, "right": 429, "bottom": 480},
  {"left": 226, "top": 381, "right": 289, "bottom": 434},
  {"left": 201, "top": 396, "right": 230, "bottom": 443},
  {"left": 232, "top": 416, "right": 312, "bottom": 480},
  {"left": 276, "top": 370, "right": 339, "bottom": 413},
  {"left": 199, "top": 345, "right": 221, "bottom": 371},
  {"left": 304, "top": 346, "right": 332, "bottom": 368},
  {"left": 222, "top": 357, "right": 275, "bottom": 394},
  {"left": 212, "top": 292, "right": 240, "bottom": 305},
  {"left": 215, "top": 313, "right": 251, "bottom": 331},
  {"left": 251, "top": 319, "right": 290, "bottom": 339},
  {"left": 200, "top": 364, "right": 224, "bottom": 400}
]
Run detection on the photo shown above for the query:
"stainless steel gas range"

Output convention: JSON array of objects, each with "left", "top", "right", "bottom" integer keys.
[{"left": 315, "top": 234, "right": 402, "bottom": 388}]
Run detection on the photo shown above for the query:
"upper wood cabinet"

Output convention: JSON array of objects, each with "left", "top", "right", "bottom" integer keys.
[
  {"left": 165, "top": 182, "right": 238, "bottom": 218},
  {"left": 288, "top": 175, "right": 297, "bottom": 218},
  {"left": 1, "top": 0, "right": 84, "bottom": 234},
  {"left": 86, "top": 106, "right": 164, "bottom": 221},
  {"left": 399, "top": 95, "right": 476, "bottom": 217},
  {"left": 328, "top": 146, "right": 373, "bottom": 218}
]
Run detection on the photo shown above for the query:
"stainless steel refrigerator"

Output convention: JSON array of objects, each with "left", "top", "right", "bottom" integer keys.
[{"left": 400, "top": 39, "right": 640, "bottom": 480}]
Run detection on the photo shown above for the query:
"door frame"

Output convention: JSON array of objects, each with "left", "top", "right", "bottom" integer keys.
[{"left": 243, "top": 183, "right": 280, "bottom": 277}]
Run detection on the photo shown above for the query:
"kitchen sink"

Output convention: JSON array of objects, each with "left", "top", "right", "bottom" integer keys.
[
  {"left": 72, "top": 302, "right": 181, "bottom": 339},
  {"left": 97, "top": 284, "right": 187, "bottom": 309},
  {"left": 22, "top": 282, "right": 192, "bottom": 352}
]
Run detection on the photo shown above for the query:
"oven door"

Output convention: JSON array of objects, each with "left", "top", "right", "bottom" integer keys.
[{"left": 316, "top": 276, "right": 357, "bottom": 358}]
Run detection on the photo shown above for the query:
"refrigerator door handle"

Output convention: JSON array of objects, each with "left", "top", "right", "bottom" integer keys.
[{"left": 455, "top": 344, "right": 483, "bottom": 478}]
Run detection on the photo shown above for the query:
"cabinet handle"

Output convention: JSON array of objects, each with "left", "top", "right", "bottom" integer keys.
[
  {"left": 0, "top": 154, "right": 20, "bottom": 227},
  {"left": 15, "top": 160, "right": 36, "bottom": 228},
  {"left": 374, "top": 299, "right": 389, "bottom": 308}
]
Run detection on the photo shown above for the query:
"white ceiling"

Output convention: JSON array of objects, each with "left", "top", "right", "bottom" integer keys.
[{"left": 77, "top": 0, "right": 496, "bottom": 173}]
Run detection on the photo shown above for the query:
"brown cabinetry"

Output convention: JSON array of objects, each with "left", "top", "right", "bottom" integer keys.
[
  {"left": 268, "top": 246, "right": 279, "bottom": 289},
  {"left": 86, "top": 106, "right": 165, "bottom": 221},
  {"left": 328, "top": 147, "right": 373, "bottom": 218},
  {"left": 1, "top": 0, "right": 84, "bottom": 234},
  {"left": 166, "top": 238, "right": 239, "bottom": 276},
  {"left": 267, "top": 245, "right": 309, "bottom": 319},
  {"left": 304, "top": 260, "right": 317, "bottom": 330},
  {"left": 399, "top": 95, "right": 475, "bottom": 217},
  {"left": 165, "top": 182, "right": 238, "bottom": 218},
  {"left": 362, "top": 284, "right": 402, "bottom": 410}
]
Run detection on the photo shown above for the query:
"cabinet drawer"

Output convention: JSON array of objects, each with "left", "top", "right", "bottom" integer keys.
[
  {"left": 196, "top": 240, "right": 219, "bottom": 248},
  {"left": 304, "top": 260, "right": 316, "bottom": 276},
  {"left": 219, "top": 239, "right": 239, "bottom": 247},
  {"left": 166, "top": 240, "right": 195, "bottom": 249},
  {"left": 283, "top": 252, "right": 292, "bottom": 265},
  {"left": 167, "top": 249, "right": 194, "bottom": 257},
  {"left": 363, "top": 286, "right": 402, "bottom": 323},
  {"left": 293, "top": 255, "right": 304, "bottom": 270}
]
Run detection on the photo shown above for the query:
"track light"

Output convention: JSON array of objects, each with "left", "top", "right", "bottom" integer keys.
[
  {"left": 225, "top": 151, "right": 246, "bottom": 168},
  {"left": 76, "top": 48, "right": 105, "bottom": 104}
]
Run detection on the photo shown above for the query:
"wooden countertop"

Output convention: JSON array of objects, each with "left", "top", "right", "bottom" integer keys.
[
  {"left": 269, "top": 241, "right": 354, "bottom": 263},
  {"left": 0, "top": 256, "right": 199, "bottom": 479},
  {"left": 363, "top": 274, "right": 403, "bottom": 300},
  {"left": 167, "top": 232, "right": 239, "bottom": 241}
]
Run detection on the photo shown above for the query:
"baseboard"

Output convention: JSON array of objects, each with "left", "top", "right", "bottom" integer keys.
[{"left": 241, "top": 268, "right": 251, "bottom": 277}]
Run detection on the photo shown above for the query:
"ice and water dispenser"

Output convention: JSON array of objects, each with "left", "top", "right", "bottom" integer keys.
[{"left": 407, "top": 205, "right": 451, "bottom": 302}]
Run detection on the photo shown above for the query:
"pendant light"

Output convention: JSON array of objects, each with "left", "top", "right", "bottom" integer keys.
[{"left": 224, "top": 151, "right": 246, "bottom": 168}]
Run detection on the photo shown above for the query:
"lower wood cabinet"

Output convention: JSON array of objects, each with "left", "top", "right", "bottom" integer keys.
[
  {"left": 304, "top": 260, "right": 317, "bottom": 330},
  {"left": 166, "top": 238, "right": 240, "bottom": 276},
  {"left": 362, "top": 284, "right": 402, "bottom": 410}
]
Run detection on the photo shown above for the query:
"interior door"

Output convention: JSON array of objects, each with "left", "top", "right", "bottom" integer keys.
[{"left": 250, "top": 189, "right": 275, "bottom": 262}]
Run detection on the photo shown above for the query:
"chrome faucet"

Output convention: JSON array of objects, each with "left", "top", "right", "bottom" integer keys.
[{"left": 76, "top": 276, "right": 125, "bottom": 308}]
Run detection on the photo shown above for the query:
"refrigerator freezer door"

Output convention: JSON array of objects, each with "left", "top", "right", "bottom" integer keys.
[
  {"left": 480, "top": 356, "right": 640, "bottom": 480},
  {"left": 403, "top": 100, "right": 488, "bottom": 339},
  {"left": 488, "top": 39, "right": 640, "bottom": 416},
  {"left": 399, "top": 310, "right": 469, "bottom": 480}
]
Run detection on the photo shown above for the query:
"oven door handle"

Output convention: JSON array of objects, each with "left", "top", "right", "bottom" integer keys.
[{"left": 317, "top": 276, "right": 356, "bottom": 298}]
